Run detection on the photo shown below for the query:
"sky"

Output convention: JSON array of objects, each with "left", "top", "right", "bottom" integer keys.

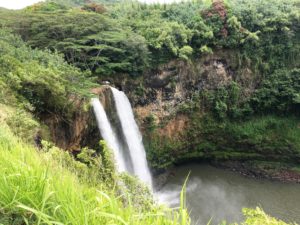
[
  {"left": 0, "top": 0, "right": 45, "bottom": 9},
  {"left": 0, "top": 0, "right": 180, "bottom": 10}
]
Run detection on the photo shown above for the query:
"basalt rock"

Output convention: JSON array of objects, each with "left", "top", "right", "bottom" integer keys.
[
  {"left": 118, "top": 50, "right": 255, "bottom": 128},
  {"left": 41, "top": 86, "right": 118, "bottom": 152},
  {"left": 41, "top": 101, "right": 99, "bottom": 151}
]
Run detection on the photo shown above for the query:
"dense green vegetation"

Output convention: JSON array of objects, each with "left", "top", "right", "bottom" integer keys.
[
  {"left": 46, "top": 0, "right": 120, "bottom": 7},
  {"left": 1, "top": 0, "right": 298, "bottom": 76},
  {"left": 0, "top": 28, "right": 95, "bottom": 142}
]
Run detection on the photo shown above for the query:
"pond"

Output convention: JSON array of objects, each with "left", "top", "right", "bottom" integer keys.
[{"left": 157, "top": 164, "right": 300, "bottom": 225}]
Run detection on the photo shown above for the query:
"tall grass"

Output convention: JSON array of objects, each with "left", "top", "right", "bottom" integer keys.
[{"left": 0, "top": 124, "right": 190, "bottom": 225}]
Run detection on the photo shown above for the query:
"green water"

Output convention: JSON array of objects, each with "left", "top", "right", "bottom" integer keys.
[{"left": 158, "top": 164, "right": 300, "bottom": 225}]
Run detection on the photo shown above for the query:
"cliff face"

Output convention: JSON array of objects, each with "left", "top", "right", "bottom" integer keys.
[
  {"left": 41, "top": 86, "right": 115, "bottom": 152},
  {"left": 85, "top": 50, "right": 253, "bottom": 171},
  {"left": 119, "top": 50, "right": 255, "bottom": 134},
  {"left": 42, "top": 102, "right": 99, "bottom": 151}
]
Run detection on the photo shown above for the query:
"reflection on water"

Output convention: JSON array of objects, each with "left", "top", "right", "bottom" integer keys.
[{"left": 156, "top": 164, "right": 300, "bottom": 225}]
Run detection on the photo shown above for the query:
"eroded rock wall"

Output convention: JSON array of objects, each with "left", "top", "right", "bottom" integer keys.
[
  {"left": 114, "top": 50, "right": 256, "bottom": 134},
  {"left": 42, "top": 86, "right": 115, "bottom": 152}
]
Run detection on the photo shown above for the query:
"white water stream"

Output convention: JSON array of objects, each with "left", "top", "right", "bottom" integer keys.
[
  {"left": 111, "top": 87, "right": 153, "bottom": 187},
  {"left": 91, "top": 98, "right": 126, "bottom": 172},
  {"left": 92, "top": 88, "right": 153, "bottom": 188}
]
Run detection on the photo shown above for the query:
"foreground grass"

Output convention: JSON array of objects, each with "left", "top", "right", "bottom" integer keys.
[
  {"left": 0, "top": 124, "right": 190, "bottom": 225},
  {"left": 241, "top": 208, "right": 296, "bottom": 225}
]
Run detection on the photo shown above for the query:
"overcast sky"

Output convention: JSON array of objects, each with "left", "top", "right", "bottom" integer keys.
[
  {"left": 0, "top": 0, "right": 181, "bottom": 9},
  {"left": 0, "top": 0, "right": 44, "bottom": 9}
]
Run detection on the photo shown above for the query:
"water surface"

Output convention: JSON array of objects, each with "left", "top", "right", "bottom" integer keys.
[{"left": 157, "top": 164, "right": 300, "bottom": 225}]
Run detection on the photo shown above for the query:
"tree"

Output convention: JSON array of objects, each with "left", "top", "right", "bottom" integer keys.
[{"left": 17, "top": 11, "right": 149, "bottom": 76}]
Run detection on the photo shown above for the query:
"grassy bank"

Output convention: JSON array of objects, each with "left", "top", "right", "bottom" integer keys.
[{"left": 0, "top": 124, "right": 190, "bottom": 225}]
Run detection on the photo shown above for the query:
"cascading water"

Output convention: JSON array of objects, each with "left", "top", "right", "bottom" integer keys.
[
  {"left": 110, "top": 87, "right": 153, "bottom": 188},
  {"left": 91, "top": 98, "right": 126, "bottom": 172},
  {"left": 91, "top": 88, "right": 153, "bottom": 188}
]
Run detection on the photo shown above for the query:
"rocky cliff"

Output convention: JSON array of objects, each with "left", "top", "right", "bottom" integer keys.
[{"left": 41, "top": 86, "right": 115, "bottom": 152}]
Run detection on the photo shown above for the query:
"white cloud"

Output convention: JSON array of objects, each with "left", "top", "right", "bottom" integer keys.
[{"left": 0, "top": 0, "right": 45, "bottom": 10}]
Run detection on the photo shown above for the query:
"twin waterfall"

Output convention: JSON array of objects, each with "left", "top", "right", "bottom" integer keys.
[{"left": 91, "top": 87, "right": 153, "bottom": 188}]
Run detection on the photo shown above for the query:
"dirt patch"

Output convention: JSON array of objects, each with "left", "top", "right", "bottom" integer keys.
[{"left": 158, "top": 115, "right": 189, "bottom": 139}]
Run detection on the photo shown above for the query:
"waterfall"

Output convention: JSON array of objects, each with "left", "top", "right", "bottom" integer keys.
[
  {"left": 110, "top": 87, "right": 153, "bottom": 188},
  {"left": 91, "top": 98, "right": 126, "bottom": 172}
]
